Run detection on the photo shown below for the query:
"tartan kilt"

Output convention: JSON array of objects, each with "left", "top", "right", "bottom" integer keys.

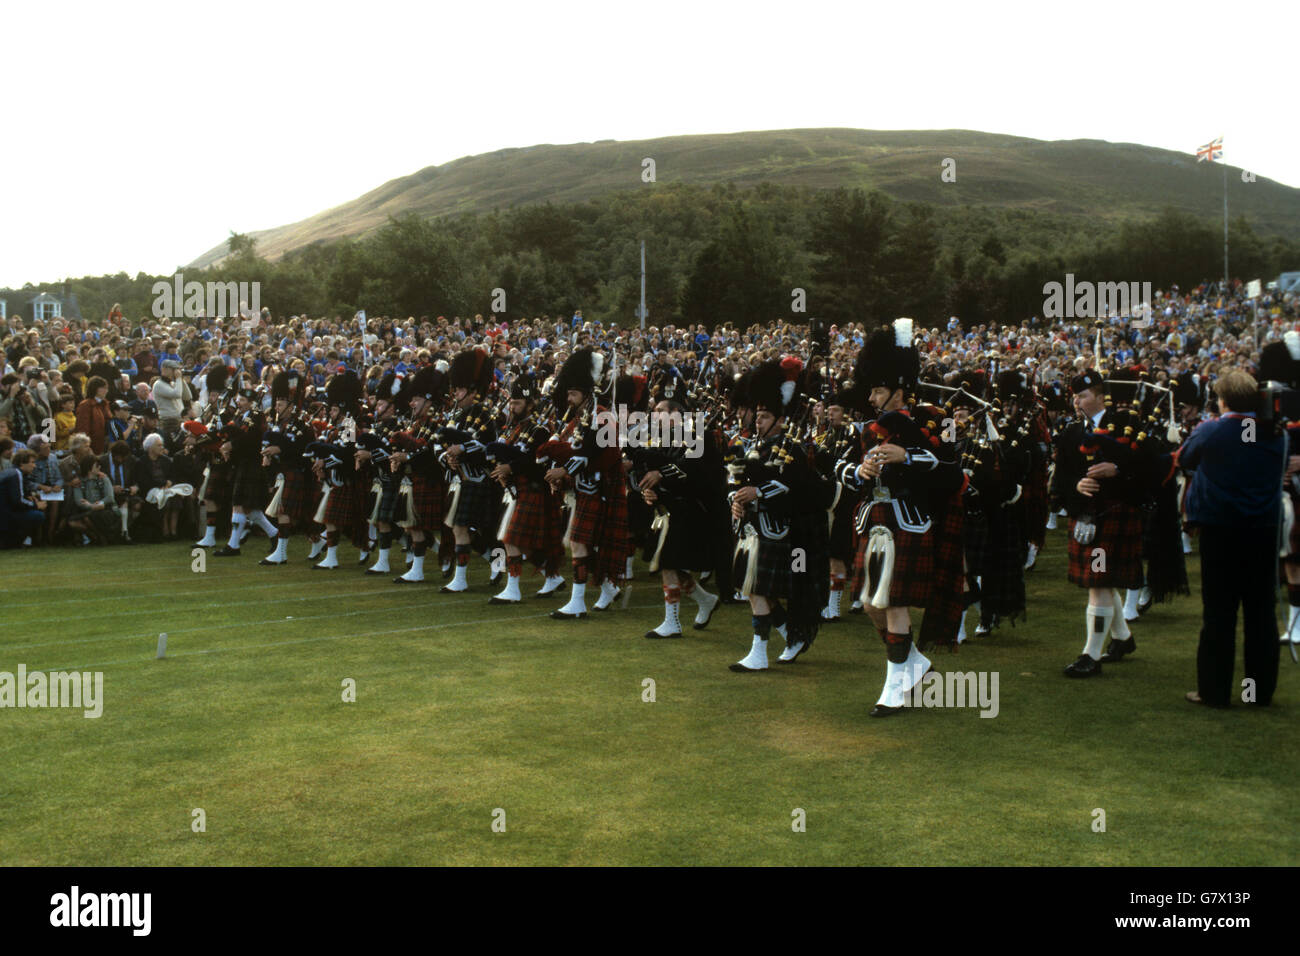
[
  {"left": 568, "top": 489, "right": 605, "bottom": 548},
  {"left": 853, "top": 500, "right": 936, "bottom": 608},
  {"left": 276, "top": 468, "right": 315, "bottom": 526},
  {"left": 203, "top": 461, "right": 232, "bottom": 505},
  {"left": 1067, "top": 505, "right": 1144, "bottom": 589},
  {"left": 647, "top": 498, "right": 716, "bottom": 572},
  {"left": 371, "top": 474, "right": 399, "bottom": 524},
  {"left": 324, "top": 479, "right": 362, "bottom": 528},
  {"left": 453, "top": 476, "right": 497, "bottom": 530},
  {"left": 231, "top": 461, "right": 268, "bottom": 510},
  {"left": 733, "top": 531, "right": 791, "bottom": 599},
  {"left": 504, "top": 484, "right": 563, "bottom": 557},
  {"left": 408, "top": 474, "right": 445, "bottom": 532}
]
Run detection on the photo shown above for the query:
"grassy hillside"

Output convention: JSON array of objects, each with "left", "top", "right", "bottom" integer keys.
[
  {"left": 2, "top": 532, "right": 1296, "bottom": 866},
  {"left": 187, "top": 129, "right": 1300, "bottom": 268}
]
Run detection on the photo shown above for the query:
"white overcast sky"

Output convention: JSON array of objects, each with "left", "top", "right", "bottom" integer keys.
[{"left": 0, "top": 0, "right": 1293, "bottom": 290}]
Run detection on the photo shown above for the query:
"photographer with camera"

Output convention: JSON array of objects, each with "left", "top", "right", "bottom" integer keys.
[{"left": 1177, "top": 367, "right": 1285, "bottom": 708}]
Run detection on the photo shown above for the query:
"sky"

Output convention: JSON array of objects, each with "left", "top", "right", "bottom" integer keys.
[{"left": 1, "top": 0, "right": 1294, "bottom": 291}]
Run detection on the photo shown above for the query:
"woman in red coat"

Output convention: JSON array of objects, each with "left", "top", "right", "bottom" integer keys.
[{"left": 74, "top": 376, "right": 112, "bottom": 455}]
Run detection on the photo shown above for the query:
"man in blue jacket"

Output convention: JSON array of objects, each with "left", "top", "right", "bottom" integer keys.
[{"left": 1176, "top": 368, "right": 1284, "bottom": 707}]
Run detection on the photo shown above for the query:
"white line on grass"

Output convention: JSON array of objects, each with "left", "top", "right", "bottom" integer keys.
[{"left": 30, "top": 603, "right": 667, "bottom": 673}]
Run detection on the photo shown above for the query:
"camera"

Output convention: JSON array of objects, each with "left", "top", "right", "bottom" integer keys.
[{"left": 1257, "top": 382, "right": 1300, "bottom": 436}]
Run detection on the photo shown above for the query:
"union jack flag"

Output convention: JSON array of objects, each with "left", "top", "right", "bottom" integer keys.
[{"left": 1197, "top": 136, "right": 1223, "bottom": 163}]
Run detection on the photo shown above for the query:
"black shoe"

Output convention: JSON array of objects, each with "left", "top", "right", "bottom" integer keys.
[
  {"left": 728, "top": 662, "right": 765, "bottom": 673},
  {"left": 364, "top": 567, "right": 391, "bottom": 576},
  {"left": 1064, "top": 654, "right": 1103, "bottom": 678},
  {"left": 1137, "top": 596, "right": 1152, "bottom": 616},
  {"left": 440, "top": 584, "right": 469, "bottom": 594},
  {"left": 489, "top": 570, "right": 504, "bottom": 588},
  {"left": 592, "top": 589, "right": 621, "bottom": 610},
  {"left": 393, "top": 575, "right": 425, "bottom": 584},
  {"left": 258, "top": 557, "right": 286, "bottom": 566},
  {"left": 442, "top": 564, "right": 454, "bottom": 580},
  {"left": 311, "top": 564, "right": 338, "bottom": 570},
  {"left": 550, "top": 609, "right": 587, "bottom": 620},
  {"left": 692, "top": 599, "right": 719, "bottom": 630},
  {"left": 1100, "top": 636, "right": 1137, "bottom": 663},
  {"left": 534, "top": 583, "right": 566, "bottom": 598},
  {"left": 849, "top": 604, "right": 864, "bottom": 615},
  {"left": 644, "top": 629, "right": 683, "bottom": 639},
  {"left": 869, "top": 704, "right": 903, "bottom": 717},
  {"left": 488, "top": 596, "right": 521, "bottom": 605},
  {"left": 214, "top": 545, "right": 240, "bottom": 557}
]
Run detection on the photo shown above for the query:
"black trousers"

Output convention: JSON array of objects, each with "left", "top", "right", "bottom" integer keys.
[{"left": 1197, "top": 523, "right": 1280, "bottom": 706}]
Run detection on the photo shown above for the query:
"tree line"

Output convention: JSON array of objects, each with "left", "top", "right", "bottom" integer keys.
[{"left": 44, "top": 183, "right": 1300, "bottom": 330}]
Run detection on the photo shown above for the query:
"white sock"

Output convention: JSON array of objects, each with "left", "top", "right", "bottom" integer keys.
[
  {"left": 196, "top": 525, "right": 216, "bottom": 547},
  {"left": 369, "top": 548, "right": 391, "bottom": 572},
  {"left": 316, "top": 545, "right": 339, "bottom": 568},
  {"left": 957, "top": 608, "right": 967, "bottom": 645},
  {"left": 1111, "top": 590, "right": 1131, "bottom": 640},
  {"left": 228, "top": 514, "right": 247, "bottom": 549},
  {"left": 401, "top": 554, "right": 425, "bottom": 580},
  {"left": 275, "top": 536, "right": 288, "bottom": 561},
  {"left": 308, "top": 536, "right": 324, "bottom": 559},
  {"left": 251, "top": 510, "right": 277, "bottom": 537},
  {"left": 690, "top": 587, "right": 717, "bottom": 625},
  {"left": 538, "top": 574, "right": 564, "bottom": 594},
  {"left": 1124, "top": 589, "right": 1141, "bottom": 620},
  {"left": 450, "top": 563, "right": 468, "bottom": 588},
  {"left": 736, "top": 636, "right": 768, "bottom": 670},
  {"left": 1025, "top": 543, "right": 1038, "bottom": 567},
  {"left": 1046, "top": 512, "right": 1058, "bottom": 529},
  {"left": 368, "top": 524, "right": 378, "bottom": 544},
  {"left": 1084, "top": 603, "right": 1113, "bottom": 660},
  {"left": 1287, "top": 604, "right": 1300, "bottom": 642},
  {"left": 1182, "top": 532, "right": 1193, "bottom": 554},
  {"left": 625, "top": 556, "right": 635, "bottom": 578}
]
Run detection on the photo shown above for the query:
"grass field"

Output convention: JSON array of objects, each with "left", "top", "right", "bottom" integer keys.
[{"left": 1, "top": 529, "right": 1296, "bottom": 866}]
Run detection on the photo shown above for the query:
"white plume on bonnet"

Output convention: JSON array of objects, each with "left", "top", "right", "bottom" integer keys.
[
  {"left": 591, "top": 352, "right": 605, "bottom": 385},
  {"left": 1285, "top": 330, "right": 1300, "bottom": 361},
  {"left": 779, "top": 380, "right": 796, "bottom": 407},
  {"left": 893, "top": 318, "right": 914, "bottom": 349},
  {"left": 434, "top": 359, "right": 450, "bottom": 373}
]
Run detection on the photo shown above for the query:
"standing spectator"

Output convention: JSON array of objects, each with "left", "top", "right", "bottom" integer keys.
[
  {"left": 152, "top": 360, "right": 191, "bottom": 435},
  {"left": 54, "top": 392, "right": 77, "bottom": 450},
  {"left": 1176, "top": 369, "right": 1283, "bottom": 708},
  {"left": 75, "top": 376, "right": 113, "bottom": 455}
]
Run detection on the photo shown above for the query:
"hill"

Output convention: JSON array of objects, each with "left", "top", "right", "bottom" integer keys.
[{"left": 186, "top": 129, "right": 1300, "bottom": 269}]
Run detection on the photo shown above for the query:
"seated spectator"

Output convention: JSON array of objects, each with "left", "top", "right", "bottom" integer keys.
[
  {"left": 75, "top": 376, "right": 112, "bottom": 455},
  {"left": 60, "top": 433, "right": 97, "bottom": 492},
  {"left": 0, "top": 449, "right": 47, "bottom": 548},
  {"left": 100, "top": 439, "right": 144, "bottom": 537},
  {"left": 68, "top": 454, "right": 122, "bottom": 546},
  {"left": 26, "top": 435, "right": 63, "bottom": 546}
]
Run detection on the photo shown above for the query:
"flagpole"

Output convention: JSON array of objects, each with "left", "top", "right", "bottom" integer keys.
[{"left": 1223, "top": 157, "right": 1229, "bottom": 292}]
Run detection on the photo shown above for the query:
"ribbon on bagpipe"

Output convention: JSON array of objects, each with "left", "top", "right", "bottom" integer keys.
[
  {"left": 313, "top": 481, "right": 333, "bottom": 524},
  {"left": 734, "top": 525, "right": 760, "bottom": 596},
  {"left": 496, "top": 487, "right": 518, "bottom": 540},
  {"left": 367, "top": 478, "right": 383, "bottom": 525},
  {"left": 444, "top": 475, "right": 462, "bottom": 529},
  {"left": 197, "top": 464, "right": 211, "bottom": 502},
  {"left": 395, "top": 477, "right": 416, "bottom": 529},
  {"left": 561, "top": 490, "right": 578, "bottom": 548},
  {"left": 860, "top": 524, "right": 896, "bottom": 610},
  {"left": 265, "top": 473, "right": 286, "bottom": 519},
  {"left": 647, "top": 506, "right": 671, "bottom": 573}
]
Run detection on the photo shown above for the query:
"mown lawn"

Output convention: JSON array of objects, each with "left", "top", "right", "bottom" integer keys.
[{"left": 1, "top": 528, "right": 1295, "bottom": 866}]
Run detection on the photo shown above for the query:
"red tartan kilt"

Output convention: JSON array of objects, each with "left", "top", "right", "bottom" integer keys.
[
  {"left": 409, "top": 475, "right": 444, "bottom": 532},
  {"left": 324, "top": 480, "right": 362, "bottom": 528},
  {"left": 853, "top": 501, "right": 936, "bottom": 608},
  {"left": 505, "top": 485, "right": 562, "bottom": 555},
  {"left": 278, "top": 469, "right": 315, "bottom": 525},
  {"left": 568, "top": 490, "right": 603, "bottom": 547},
  {"left": 1067, "top": 506, "right": 1143, "bottom": 589}
]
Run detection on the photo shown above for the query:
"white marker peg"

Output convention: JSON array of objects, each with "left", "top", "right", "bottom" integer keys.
[{"left": 156, "top": 632, "right": 168, "bottom": 659}]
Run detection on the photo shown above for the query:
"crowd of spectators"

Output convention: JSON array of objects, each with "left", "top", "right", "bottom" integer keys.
[{"left": 3, "top": 280, "right": 1297, "bottom": 549}]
